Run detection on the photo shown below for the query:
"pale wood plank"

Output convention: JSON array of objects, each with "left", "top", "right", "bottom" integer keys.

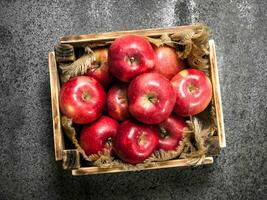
[
  {"left": 60, "top": 25, "right": 196, "bottom": 46},
  {"left": 48, "top": 52, "right": 64, "bottom": 160},
  {"left": 72, "top": 157, "right": 214, "bottom": 176},
  {"left": 209, "top": 40, "right": 226, "bottom": 148}
]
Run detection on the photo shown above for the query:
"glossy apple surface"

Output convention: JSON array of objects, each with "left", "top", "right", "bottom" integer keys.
[
  {"left": 113, "top": 120, "right": 159, "bottom": 164},
  {"left": 108, "top": 35, "right": 155, "bottom": 82},
  {"left": 171, "top": 69, "right": 212, "bottom": 116},
  {"left": 59, "top": 76, "right": 106, "bottom": 124},
  {"left": 158, "top": 115, "right": 187, "bottom": 151},
  {"left": 128, "top": 72, "right": 176, "bottom": 124},
  {"left": 107, "top": 83, "right": 129, "bottom": 121},
  {"left": 154, "top": 46, "right": 185, "bottom": 79},
  {"left": 85, "top": 48, "right": 113, "bottom": 88},
  {"left": 80, "top": 116, "right": 119, "bottom": 156}
]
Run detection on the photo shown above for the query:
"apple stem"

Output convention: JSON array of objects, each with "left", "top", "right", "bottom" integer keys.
[
  {"left": 138, "top": 134, "right": 146, "bottom": 146},
  {"left": 127, "top": 56, "right": 138, "bottom": 66},
  {"left": 188, "top": 84, "right": 196, "bottom": 93},
  {"left": 117, "top": 96, "right": 127, "bottom": 104},
  {"left": 159, "top": 127, "right": 169, "bottom": 138},
  {"left": 82, "top": 91, "right": 91, "bottom": 101},
  {"left": 147, "top": 93, "right": 157, "bottom": 104},
  {"left": 104, "top": 138, "right": 112, "bottom": 148},
  {"left": 94, "top": 61, "right": 101, "bottom": 69}
]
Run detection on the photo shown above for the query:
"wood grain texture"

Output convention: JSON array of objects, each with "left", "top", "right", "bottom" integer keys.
[
  {"left": 209, "top": 40, "right": 226, "bottom": 148},
  {"left": 72, "top": 157, "right": 214, "bottom": 176},
  {"left": 60, "top": 25, "right": 196, "bottom": 47},
  {"left": 48, "top": 52, "right": 64, "bottom": 160}
]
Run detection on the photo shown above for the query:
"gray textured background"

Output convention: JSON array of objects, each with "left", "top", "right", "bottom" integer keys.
[{"left": 0, "top": 0, "right": 266, "bottom": 199}]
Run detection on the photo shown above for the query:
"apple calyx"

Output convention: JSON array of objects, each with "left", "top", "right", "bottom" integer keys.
[
  {"left": 127, "top": 56, "right": 139, "bottom": 66},
  {"left": 138, "top": 133, "right": 147, "bottom": 146},
  {"left": 188, "top": 83, "right": 197, "bottom": 93}
]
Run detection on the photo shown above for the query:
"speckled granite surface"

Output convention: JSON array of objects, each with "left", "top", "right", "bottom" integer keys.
[{"left": 0, "top": 0, "right": 266, "bottom": 199}]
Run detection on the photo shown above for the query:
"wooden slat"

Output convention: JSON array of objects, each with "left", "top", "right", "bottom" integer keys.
[
  {"left": 60, "top": 25, "right": 196, "bottom": 46},
  {"left": 71, "top": 157, "right": 214, "bottom": 176},
  {"left": 209, "top": 40, "right": 226, "bottom": 148},
  {"left": 48, "top": 52, "right": 64, "bottom": 160}
]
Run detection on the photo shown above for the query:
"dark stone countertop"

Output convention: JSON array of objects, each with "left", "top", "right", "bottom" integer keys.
[{"left": 0, "top": 0, "right": 266, "bottom": 199}]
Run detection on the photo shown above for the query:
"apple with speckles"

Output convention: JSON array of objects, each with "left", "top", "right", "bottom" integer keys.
[{"left": 171, "top": 69, "right": 212, "bottom": 116}]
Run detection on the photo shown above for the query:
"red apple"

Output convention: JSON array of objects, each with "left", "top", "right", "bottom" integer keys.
[
  {"left": 108, "top": 35, "right": 155, "bottom": 82},
  {"left": 85, "top": 48, "right": 113, "bottom": 88},
  {"left": 107, "top": 83, "right": 129, "bottom": 121},
  {"left": 158, "top": 115, "right": 187, "bottom": 151},
  {"left": 113, "top": 120, "right": 159, "bottom": 164},
  {"left": 59, "top": 76, "right": 106, "bottom": 124},
  {"left": 128, "top": 72, "right": 176, "bottom": 124},
  {"left": 171, "top": 69, "right": 212, "bottom": 116},
  {"left": 80, "top": 116, "right": 119, "bottom": 156},
  {"left": 153, "top": 46, "right": 185, "bottom": 79}
]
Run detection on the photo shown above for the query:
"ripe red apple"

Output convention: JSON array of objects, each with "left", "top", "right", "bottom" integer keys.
[
  {"left": 59, "top": 76, "right": 106, "bottom": 124},
  {"left": 153, "top": 46, "right": 185, "bottom": 79},
  {"left": 128, "top": 72, "right": 176, "bottom": 124},
  {"left": 171, "top": 69, "right": 212, "bottom": 116},
  {"left": 80, "top": 116, "right": 119, "bottom": 156},
  {"left": 113, "top": 120, "right": 159, "bottom": 164},
  {"left": 108, "top": 35, "right": 155, "bottom": 82},
  {"left": 107, "top": 83, "right": 129, "bottom": 121},
  {"left": 85, "top": 48, "right": 113, "bottom": 88},
  {"left": 158, "top": 115, "right": 187, "bottom": 151}
]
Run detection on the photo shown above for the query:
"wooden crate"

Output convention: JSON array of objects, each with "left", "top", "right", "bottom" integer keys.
[{"left": 48, "top": 25, "right": 226, "bottom": 176}]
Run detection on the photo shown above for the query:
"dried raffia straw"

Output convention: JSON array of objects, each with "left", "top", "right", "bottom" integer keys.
[
  {"left": 61, "top": 116, "right": 99, "bottom": 162},
  {"left": 145, "top": 140, "right": 185, "bottom": 162},
  {"left": 180, "top": 116, "right": 213, "bottom": 166},
  {"left": 146, "top": 33, "right": 173, "bottom": 48},
  {"left": 171, "top": 23, "right": 209, "bottom": 71},
  {"left": 93, "top": 154, "right": 158, "bottom": 170},
  {"left": 91, "top": 139, "right": 186, "bottom": 169},
  {"left": 93, "top": 141, "right": 186, "bottom": 170},
  {"left": 59, "top": 46, "right": 96, "bottom": 84}
]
